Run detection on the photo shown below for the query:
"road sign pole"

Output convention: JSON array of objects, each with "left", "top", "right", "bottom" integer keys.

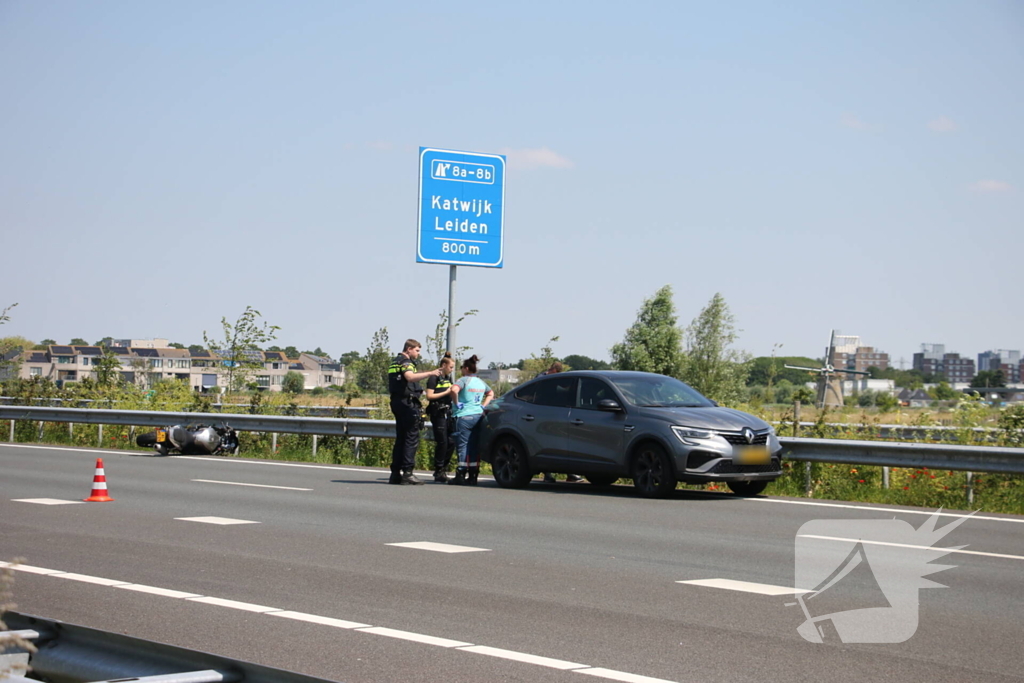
[{"left": 447, "top": 265, "right": 457, "bottom": 359}]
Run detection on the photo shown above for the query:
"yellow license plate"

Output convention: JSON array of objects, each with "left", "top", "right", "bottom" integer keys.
[
  {"left": 156, "top": 429, "right": 167, "bottom": 443},
  {"left": 734, "top": 445, "right": 770, "bottom": 465}
]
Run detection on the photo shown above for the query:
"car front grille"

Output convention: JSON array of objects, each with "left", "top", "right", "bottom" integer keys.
[
  {"left": 707, "top": 459, "right": 782, "bottom": 475},
  {"left": 719, "top": 431, "right": 770, "bottom": 446}
]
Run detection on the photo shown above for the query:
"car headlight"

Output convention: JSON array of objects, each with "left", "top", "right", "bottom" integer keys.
[{"left": 672, "top": 426, "right": 715, "bottom": 444}]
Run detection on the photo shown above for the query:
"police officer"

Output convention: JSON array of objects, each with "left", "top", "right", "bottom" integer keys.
[
  {"left": 425, "top": 352, "right": 457, "bottom": 482},
  {"left": 387, "top": 339, "right": 440, "bottom": 485}
]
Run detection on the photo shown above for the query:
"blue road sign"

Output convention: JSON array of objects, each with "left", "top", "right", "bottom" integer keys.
[{"left": 418, "top": 147, "right": 505, "bottom": 268}]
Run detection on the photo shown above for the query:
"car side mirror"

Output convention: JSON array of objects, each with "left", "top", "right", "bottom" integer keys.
[{"left": 597, "top": 399, "right": 623, "bottom": 412}]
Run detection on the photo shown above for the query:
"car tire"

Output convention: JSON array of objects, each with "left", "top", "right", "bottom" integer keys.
[
  {"left": 491, "top": 437, "right": 532, "bottom": 489},
  {"left": 727, "top": 480, "right": 769, "bottom": 497},
  {"left": 631, "top": 443, "right": 677, "bottom": 499},
  {"left": 585, "top": 474, "right": 619, "bottom": 486}
]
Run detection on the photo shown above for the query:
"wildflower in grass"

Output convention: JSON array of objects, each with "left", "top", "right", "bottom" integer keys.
[
  {"left": 850, "top": 468, "right": 858, "bottom": 474},
  {"left": 859, "top": 479, "right": 865, "bottom": 483},
  {"left": 903, "top": 486, "right": 909, "bottom": 490},
  {"left": 930, "top": 474, "right": 936, "bottom": 479}
]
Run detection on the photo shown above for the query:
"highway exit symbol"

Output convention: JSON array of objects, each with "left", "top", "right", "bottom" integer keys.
[{"left": 418, "top": 147, "right": 505, "bottom": 268}]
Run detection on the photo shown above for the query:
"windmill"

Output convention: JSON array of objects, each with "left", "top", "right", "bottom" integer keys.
[{"left": 785, "top": 330, "right": 870, "bottom": 408}]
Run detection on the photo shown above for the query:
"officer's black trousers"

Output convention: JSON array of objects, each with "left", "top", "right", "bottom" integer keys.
[
  {"left": 390, "top": 399, "right": 420, "bottom": 473},
  {"left": 430, "top": 411, "right": 455, "bottom": 471}
]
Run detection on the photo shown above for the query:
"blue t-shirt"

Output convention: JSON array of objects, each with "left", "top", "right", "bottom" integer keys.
[{"left": 453, "top": 376, "right": 491, "bottom": 417}]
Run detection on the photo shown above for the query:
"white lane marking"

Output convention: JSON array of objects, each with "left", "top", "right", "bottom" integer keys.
[
  {"left": 799, "top": 535, "right": 1024, "bottom": 561},
  {"left": 457, "top": 645, "right": 587, "bottom": 670},
  {"left": 355, "top": 627, "right": 472, "bottom": 648},
  {"left": 1, "top": 443, "right": 134, "bottom": 456},
  {"left": 0, "top": 562, "right": 681, "bottom": 683},
  {"left": 178, "top": 456, "right": 497, "bottom": 480},
  {"left": 174, "top": 516, "right": 260, "bottom": 525},
  {"left": 52, "top": 573, "right": 131, "bottom": 587},
  {"left": 575, "top": 668, "right": 680, "bottom": 683},
  {"left": 117, "top": 584, "right": 202, "bottom": 599},
  {"left": 12, "top": 498, "right": 85, "bottom": 505},
  {"left": 268, "top": 611, "right": 370, "bottom": 629},
  {"left": 386, "top": 541, "right": 491, "bottom": 554},
  {"left": 186, "top": 596, "right": 281, "bottom": 613},
  {"left": 747, "top": 497, "right": 1024, "bottom": 525},
  {"left": 676, "top": 578, "right": 811, "bottom": 596},
  {"left": 0, "top": 562, "right": 64, "bottom": 575},
  {"left": 192, "top": 479, "right": 313, "bottom": 491}
]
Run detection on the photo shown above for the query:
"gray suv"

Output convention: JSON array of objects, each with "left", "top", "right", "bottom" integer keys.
[{"left": 479, "top": 370, "right": 783, "bottom": 498}]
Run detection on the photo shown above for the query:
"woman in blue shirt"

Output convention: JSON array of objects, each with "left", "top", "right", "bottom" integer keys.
[{"left": 448, "top": 354, "right": 494, "bottom": 486}]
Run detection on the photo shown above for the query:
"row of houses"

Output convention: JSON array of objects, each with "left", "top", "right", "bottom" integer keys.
[{"left": 1, "top": 344, "right": 345, "bottom": 392}]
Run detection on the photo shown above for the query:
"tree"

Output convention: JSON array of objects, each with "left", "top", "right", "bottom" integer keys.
[
  {"left": 282, "top": 371, "right": 305, "bottom": 394},
  {"left": 168, "top": 342, "right": 186, "bottom": 349},
  {"left": 520, "top": 336, "right": 562, "bottom": 378},
  {"left": 203, "top": 306, "right": 280, "bottom": 393},
  {"left": 931, "top": 381, "right": 959, "bottom": 401},
  {"left": 747, "top": 356, "right": 821, "bottom": 386},
  {"left": 69, "top": 337, "right": 88, "bottom": 346},
  {"left": 93, "top": 345, "right": 123, "bottom": 386},
  {"left": 610, "top": 285, "right": 686, "bottom": 378},
  {"left": 283, "top": 346, "right": 299, "bottom": 358},
  {"left": 35, "top": 339, "right": 56, "bottom": 350},
  {"left": 353, "top": 327, "right": 390, "bottom": 401},
  {"left": 875, "top": 392, "right": 899, "bottom": 412},
  {"left": 188, "top": 344, "right": 205, "bottom": 354},
  {"left": 562, "top": 354, "right": 611, "bottom": 371},
  {"left": 302, "top": 346, "right": 329, "bottom": 358},
  {"left": 339, "top": 350, "right": 361, "bottom": 367},
  {"left": 0, "top": 304, "right": 21, "bottom": 376},
  {"left": 683, "top": 293, "right": 750, "bottom": 404},
  {"left": 424, "top": 309, "right": 478, "bottom": 366},
  {"left": 971, "top": 370, "right": 1006, "bottom": 388}
]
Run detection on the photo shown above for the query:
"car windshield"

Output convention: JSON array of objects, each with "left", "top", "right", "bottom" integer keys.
[{"left": 608, "top": 374, "right": 715, "bottom": 408}]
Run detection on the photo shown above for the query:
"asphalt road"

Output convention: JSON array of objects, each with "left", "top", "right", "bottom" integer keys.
[{"left": 2, "top": 443, "right": 1023, "bottom": 683}]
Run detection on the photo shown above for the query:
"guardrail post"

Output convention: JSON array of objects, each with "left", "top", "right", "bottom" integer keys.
[
  {"left": 271, "top": 433, "right": 277, "bottom": 453},
  {"left": 98, "top": 424, "right": 104, "bottom": 447},
  {"left": 793, "top": 401, "right": 801, "bottom": 437},
  {"left": 312, "top": 434, "right": 318, "bottom": 458},
  {"left": 804, "top": 462, "right": 812, "bottom": 497},
  {"left": 8, "top": 419, "right": 14, "bottom": 443},
  {"left": 353, "top": 437, "right": 361, "bottom": 461},
  {"left": 966, "top": 471, "right": 974, "bottom": 505},
  {"left": 37, "top": 421, "right": 44, "bottom": 442},
  {"left": 883, "top": 466, "right": 890, "bottom": 489},
  {"left": 69, "top": 422, "right": 74, "bottom": 440}
]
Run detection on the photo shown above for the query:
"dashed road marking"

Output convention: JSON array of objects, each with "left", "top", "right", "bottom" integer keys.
[
  {"left": 386, "top": 541, "right": 491, "bottom": 553},
  {"left": 747, "top": 497, "right": 1024, "bottom": 524},
  {"left": 192, "top": 479, "right": 313, "bottom": 491},
  {"left": 676, "top": 578, "right": 811, "bottom": 596},
  {"left": 12, "top": 498, "right": 85, "bottom": 505},
  {"left": 0, "top": 560, "right": 681, "bottom": 682},
  {"left": 174, "top": 516, "right": 260, "bottom": 525},
  {"left": 800, "top": 534, "right": 1024, "bottom": 561}
]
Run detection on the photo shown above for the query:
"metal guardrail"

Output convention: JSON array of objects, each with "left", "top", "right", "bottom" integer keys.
[
  {"left": 2, "top": 405, "right": 1023, "bottom": 475},
  {"left": 0, "top": 397, "right": 373, "bottom": 419},
  {"left": 1, "top": 611, "right": 336, "bottom": 683},
  {"left": 774, "top": 420, "right": 998, "bottom": 442}
]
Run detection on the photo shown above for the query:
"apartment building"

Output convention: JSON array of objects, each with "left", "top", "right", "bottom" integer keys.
[
  {"left": 978, "top": 350, "right": 1021, "bottom": 383},
  {"left": 833, "top": 346, "right": 890, "bottom": 374},
  {"left": 912, "top": 344, "right": 976, "bottom": 383},
  {"left": 4, "top": 345, "right": 345, "bottom": 392}
]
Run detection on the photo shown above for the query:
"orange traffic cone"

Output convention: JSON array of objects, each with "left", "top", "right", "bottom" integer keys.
[{"left": 84, "top": 458, "right": 114, "bottom": 502}]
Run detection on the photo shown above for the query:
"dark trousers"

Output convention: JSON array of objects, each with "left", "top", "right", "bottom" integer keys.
[
  {"left": 430, "top": 411, "right": 455, "bottom": 470},
  {"left": 390, "top": 399, "right": 420, "bottom": 473}
]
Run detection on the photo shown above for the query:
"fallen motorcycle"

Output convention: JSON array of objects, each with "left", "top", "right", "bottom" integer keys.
[{"left": 136, "top": 423, "right": 239, "bottom": 456}]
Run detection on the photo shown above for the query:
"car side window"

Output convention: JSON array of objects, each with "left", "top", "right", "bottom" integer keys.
[
  {"left": 577, "top": 377, "right": 613, "bottom": 410},
  {"left": 514, "top": 384, "right": 537, "bottom": 404},
  {"left": 532, "top": 376, "right": 577, "bottom": 407}
]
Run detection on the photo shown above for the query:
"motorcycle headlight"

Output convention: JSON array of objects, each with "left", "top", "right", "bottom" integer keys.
[{"left": 672, "top": 426, "right": 715, "bottom": 444}]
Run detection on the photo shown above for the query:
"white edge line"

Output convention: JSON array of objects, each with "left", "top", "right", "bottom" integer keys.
[
  {"left": 268, "top": 611, "right": 370, "bottom": 629},
  {"left": 575, "top": 668, "right": 681, "bottom": 683},
  {"left": 186, "top": 596, "right": 282, "bottom": 613},
  {"left": 116, "top": 584, "right": 202, "bottom": 599},
  {"left": 355, "top": 626, "right": 472, "bottom": 648},
  {"left": 456, "top": 645, "right": 588, "bottom": 670},
  {"left": 747, "top": 497, "right": 1024, "bottom": 524},
  {"left": 676, "top": 578, "right": 811, "bottom": 596},
  {"left": 51, "top": 573, "right": 131, "bottom": 587},
  {"left": 191, "top": 479, "right": 313, "bottom": 491},
  {"left": 798, "top": 535, "right": 1024, "bottom": 561},
  {"left": 0, "top": 563, "right": 64, "bottom": 575}
]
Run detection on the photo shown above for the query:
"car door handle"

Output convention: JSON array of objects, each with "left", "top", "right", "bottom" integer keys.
[
  {"left": 522, "top": 415, "right": 535, "bottom": 422},
  {"left": 570, "top": 419, "right": 585, "bottom": 426}
]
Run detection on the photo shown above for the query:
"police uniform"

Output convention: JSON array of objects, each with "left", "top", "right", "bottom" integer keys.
[
  {"left": 388, "top": 353, "right": 424, "bottom": 484},
  {"left": 425, "top": 372, "right": 456, "bottom": 480}
]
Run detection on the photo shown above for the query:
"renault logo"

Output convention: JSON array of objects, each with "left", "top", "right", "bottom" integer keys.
[{"left": 742, "top": 427, "right": 755, "bottom": 444}]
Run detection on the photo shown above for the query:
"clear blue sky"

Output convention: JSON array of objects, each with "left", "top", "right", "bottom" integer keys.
[{"left": 2, "top": 1, "right": 1021, "bottom": 366}]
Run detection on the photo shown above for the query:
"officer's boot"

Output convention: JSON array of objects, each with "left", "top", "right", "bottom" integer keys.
[
  {"left": 447, "top": 467, "right": 467, "bottom": 485},
  {"left": 388, "top": 467, "right": 402, "bottom": 485},
  {"left": 400, "top": 469, "right": 424, "bottom": 485},
  {"left": 466, "top": 467, "right": 479, "bottom": 486},
  {"left": 433, "top": 467, "right": 449, "bottom": 483}
]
